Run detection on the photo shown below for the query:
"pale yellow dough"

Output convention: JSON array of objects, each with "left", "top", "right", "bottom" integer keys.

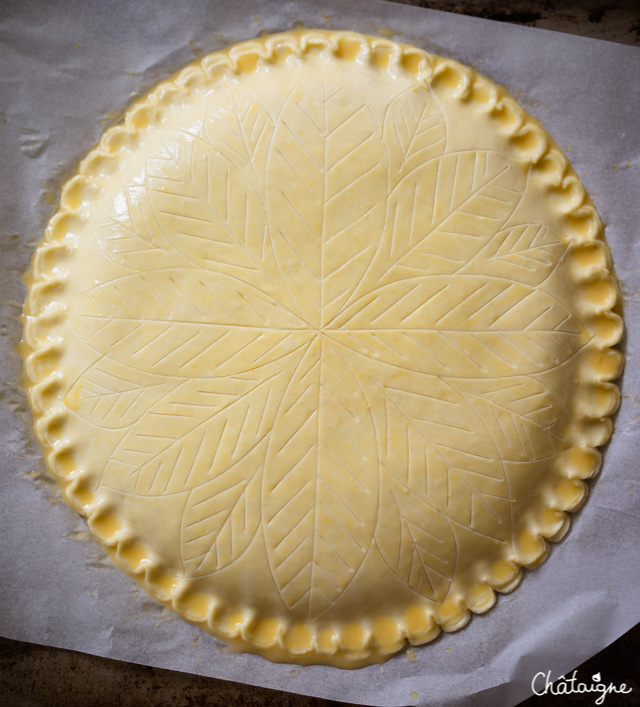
[{"left": 23, "top": 30, "right": 623, "bottom": 667}]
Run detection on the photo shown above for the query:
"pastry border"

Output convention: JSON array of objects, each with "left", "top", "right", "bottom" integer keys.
[{"left": 22, "top": 29, "right": 624, "bottom": 668}]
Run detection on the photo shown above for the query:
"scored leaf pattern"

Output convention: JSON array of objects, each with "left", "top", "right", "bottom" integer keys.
[
  {"left": 267, "top": 65, "right": 387, "bottom": 327},
  {"left": 181, "top": 444, "right": 264, "bottom": 575},
  {"left": 460, "top": 223, "right": 565, "bottom": 286},
  {"left": 66, "top": 358, "right": 179, "bottom": 430},
  {"left": 67, "top": 60, "right": 585, "bottom": 617},
  {"left": 376, "top": 473, "right": 457, "bottom": 602},
  {"left": 384, "top": 86, "right": 447, "bottom": 187},
  {"left": 263, "top": 340, "right": 378, "bottom": 618},
  {"left": 204, "top": 84, "right": 274, "bottom": 198},
  {"left": 457, "top": 377, "right": 570, "bottom": 461}
]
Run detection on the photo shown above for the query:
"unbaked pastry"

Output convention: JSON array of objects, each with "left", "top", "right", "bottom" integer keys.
[{"left": 23, "top": 30, "right": 623, "bottom": 667}]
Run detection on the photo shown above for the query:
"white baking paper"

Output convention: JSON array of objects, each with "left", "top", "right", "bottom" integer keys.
[{"left": 1, "top": 1, "right": 639, "bottom": 705}]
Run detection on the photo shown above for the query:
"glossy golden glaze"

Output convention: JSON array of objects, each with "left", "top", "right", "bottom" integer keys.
[{"left": 23, "top": 30, "right": 623, "bottom": 667}]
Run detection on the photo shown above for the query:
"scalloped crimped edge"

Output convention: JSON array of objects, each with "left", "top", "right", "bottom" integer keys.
[{"left": 22, "top": 30, "right": 624, "bottom": 668}]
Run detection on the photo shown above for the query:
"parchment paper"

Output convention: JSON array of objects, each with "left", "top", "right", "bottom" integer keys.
[{"left": 1, "top": 1, "right": 639, "bottom": 705}]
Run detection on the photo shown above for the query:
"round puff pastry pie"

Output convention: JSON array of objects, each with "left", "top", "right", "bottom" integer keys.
[{"left": 23, "top": 30, "right": 623, "bottom": 667}]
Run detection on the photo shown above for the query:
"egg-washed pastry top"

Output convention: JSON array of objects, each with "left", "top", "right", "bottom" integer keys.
[{"left": 23, "top": 30, "right": 623, "bottom": 668}]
